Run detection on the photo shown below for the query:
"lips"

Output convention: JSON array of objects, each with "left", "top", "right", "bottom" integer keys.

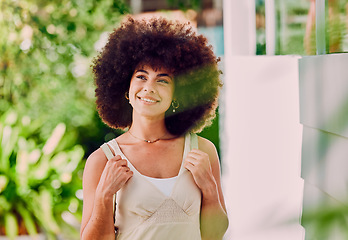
[{"left": 137, "top": 95, "right": 160, "bottom": 103}]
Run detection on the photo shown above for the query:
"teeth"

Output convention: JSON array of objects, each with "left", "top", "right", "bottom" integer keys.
[{"left": 140, "top": 97, "right": 156, "bottom": 103}]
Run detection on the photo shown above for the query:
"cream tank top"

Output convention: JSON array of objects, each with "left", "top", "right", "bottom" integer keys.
[{"left": 101, "top": 133, "right": 202, "bottom": 240}]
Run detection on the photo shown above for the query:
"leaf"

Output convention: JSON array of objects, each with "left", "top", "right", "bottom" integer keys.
[
  {"left": 39, "top": 189, "right": 60, "bottom": 234},
  {"left": 28, "top": 189, "right": 60, "bottom": 235},
  {"left": 0, "top": 126, "right": 18, "bottom": 171},
  {"left": 0, "top": 175, "right": 9, "bottom": 193},
  {"left": 4, "top": 111, "right": 18, "bottom": 125},
  {"left": 51, "top": 152, "right": 69, "bottom": 172},
  {"left": 65, "top": 145, "right": 84, "bottom": 173},
  {"left": 42, "top": 123, "right": 66, "bottom": 155},
  {"left": 30, "top": 155, "right": 50, "bottom": 181},
  {"left": 17, "top": 203, "right": 38, "bottom": 236},
  {"left": 16, "top": 148, "right": 30, "bottom": 189},
  {"left": 0, "top": 196, "right": 11, "bottom": 213},
  {"left": 28, "top": 148, "right": 41, "bottom": 164},
  {"left": 4, "top": 212, "right": 18, "bottom": 240}
]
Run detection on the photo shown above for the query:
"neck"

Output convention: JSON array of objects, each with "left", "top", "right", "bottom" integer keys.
[{"left": 129, "top": 113, "right": 170, "bottom": 141}]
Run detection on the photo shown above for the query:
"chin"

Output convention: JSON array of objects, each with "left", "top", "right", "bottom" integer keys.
[{"left": 135, "top": 109, "right": 166, "bottom": 119}]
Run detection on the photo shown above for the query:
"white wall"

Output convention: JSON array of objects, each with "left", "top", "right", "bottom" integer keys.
[
  {"left": 221, "top": 56, "right": 304, "bottom": 240},
  {"left": 223, "top": 0, "right": 256, "bottom": 56},
  {"left": 299, "top": 53, "right": 348, "bottom": 239}
]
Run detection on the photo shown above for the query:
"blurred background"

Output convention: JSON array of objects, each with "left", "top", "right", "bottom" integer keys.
[{"left": 1, "top": 0, "right": 348, "bottom": 239}]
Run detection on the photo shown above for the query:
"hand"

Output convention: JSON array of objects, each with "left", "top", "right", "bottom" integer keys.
[
  {"left": 183, "top": 149, "right": 216, "bottom": 193},
  {"left": 97, "top": 155, "right": 133, "bottom": 198}
]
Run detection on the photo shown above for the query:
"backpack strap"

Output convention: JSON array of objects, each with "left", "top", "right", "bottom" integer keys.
[
  {"left": 191, "top": 133, "right": 199, "bottom": 149},
  {"left": 101, "top": 143, "right": 114, "bottom": 160},
  {"left": 100, "top": 143, "right": 117, "bottom": 231}
]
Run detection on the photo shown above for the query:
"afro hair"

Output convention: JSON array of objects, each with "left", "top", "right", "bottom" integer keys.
[{"left": 92, "top": 16, "right": 222, "bottom": 136}]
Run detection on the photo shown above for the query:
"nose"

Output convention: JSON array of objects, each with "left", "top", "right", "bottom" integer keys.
[{"left": 143, "top": 80, "right": 156, "bottom": 93}]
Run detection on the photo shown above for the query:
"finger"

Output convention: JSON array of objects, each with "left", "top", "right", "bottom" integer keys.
[
  {"left": 184, "top": 157, "right": 199, "bottom": 167},
  {"left": 117, "top": 168, "right": 132, "bottom": 178},
  {"left": 185, "top": 157, "right": 211, "bottom": 173},
  {"left": 184, "top": 156, "right": 201, "bottom": 166},
  {"left": 186, "top": 154, "right": 200, "bottom": 161},
  {"left": 119, "top": 171, "right": 133, "bottom": 184},
  {"left": 110, "top": 155, "right": 122, "bottom": 161},
  {"left": 184, "top": 161, "right": 195, "bottom": 172},
  {"left": 187, "top": 150, "right": 206, "bottom": 159},
  {"left": 126, "top": 171, "right": 133, "bottom": 179},
  {"left": 189, "top": 149, "right": 204, "bottom": 154},
  {"left": 187, "top": 151, "right": 209, "bottom": 163},
  {"left": 114, "top": 159, "right": 128, "bottom": 167},
  {"left": 186, "top": 152, "right": 200, "bottom": 159},
  {"left": 119, "top": 166, "right": 131, "bottom": 172}
]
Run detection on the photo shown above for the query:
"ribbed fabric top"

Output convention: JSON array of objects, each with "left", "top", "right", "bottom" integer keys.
[{"left": 103, "top": 133, "right": 202, "bottom": 240}]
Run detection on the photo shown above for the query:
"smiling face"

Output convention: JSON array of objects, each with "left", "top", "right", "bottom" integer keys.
[{"left": 128, "top": 64, "right": 174, "bottom": 120}]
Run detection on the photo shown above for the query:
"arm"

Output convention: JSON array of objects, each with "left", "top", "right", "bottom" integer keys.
[
  {"left": 80, "top": 148, "right": 133, "bottom": 240},
  {"left": 184, "top": 137, "right": 228, "bottom": 240}
]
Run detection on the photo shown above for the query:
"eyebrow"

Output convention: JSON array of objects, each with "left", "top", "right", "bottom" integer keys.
[
  {"left": 135, "top": 70, "right": 172, "bottom": 79},
  {"left": 157, "top": 73, "right": 172, "bottom": 78},
  {"left": 136, "top": 70, "right": 148, "bottom": 74}
]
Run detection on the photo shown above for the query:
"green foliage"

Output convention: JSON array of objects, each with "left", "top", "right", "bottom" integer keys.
[
  {"left": 0, "top": 0, "right": 129, "bottom": 139},
  {"left": 302, "top": 201, "right": 348, "bottom": 239},
  {"left": 0, "top": 109, "right": 85, "bottom": 238},
  {"left": 0, "top": 1, "right": 130, "bottom": 237},
  {"left": 166, "top": 0, "right": 201, "bottom": 10}
]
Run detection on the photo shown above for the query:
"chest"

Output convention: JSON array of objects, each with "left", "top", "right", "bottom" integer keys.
[{"left": 119, "top": 139, "right": 185, "bottom": 178}]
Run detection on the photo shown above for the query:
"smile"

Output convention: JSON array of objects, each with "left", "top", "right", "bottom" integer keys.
[{"left": 137, "top": 96, "right": 159, "bottom": 103}]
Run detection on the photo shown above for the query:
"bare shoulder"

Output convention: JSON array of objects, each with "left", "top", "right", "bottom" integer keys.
[
  {"left": 197, "top": 136, "right": 218, "bottom": 155},
  {"left": 86, "top": 148, "right": 108, "bottom": 168},
  {"left": 83, "top": 148, "right": 108, "bottom": 183},
  {"left": 197, "top": 136, "right": 219, "bottom": 164}
]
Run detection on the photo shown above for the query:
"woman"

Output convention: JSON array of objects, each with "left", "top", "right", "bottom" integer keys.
[{"left": 80, "top": 17, "right": 228, "bottom": 240}]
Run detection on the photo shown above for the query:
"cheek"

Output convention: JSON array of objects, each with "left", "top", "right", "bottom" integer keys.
[
  {"left": 167, "top": 84, "right": 175, "bottom": 98},
  {"left": 128, "top": 85, "right": 138, "bottom": 104},
  {"left": 129, "top": 81, "right": 140, "bottom": 95},
  {"left": 163, "top": 89, "right": 174, "bottom": 104}
]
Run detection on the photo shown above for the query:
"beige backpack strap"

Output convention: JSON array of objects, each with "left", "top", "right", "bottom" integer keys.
[
  {"left": 100, "top": 143, "right": 117, "bottom": 231},
  {"left": 101, "top": 143, "right": 114, "bottom": 160},
  {"left": 191, "top": 133, "right": 199, "bottom": 149}
]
